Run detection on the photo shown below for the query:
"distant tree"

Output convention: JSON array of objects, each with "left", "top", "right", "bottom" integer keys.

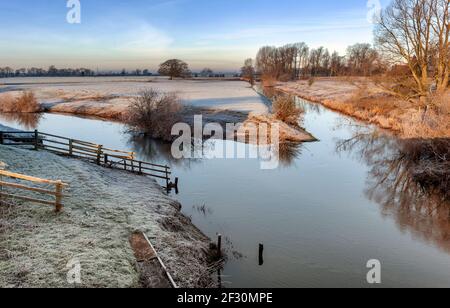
[
  {"left": 48, "top": 65, "right": 58, "bottom": 76},
  {"left": 121, "top": 69, "right": 127, "bottom": 76},
  {"left": 346, "top": 43, "right": 380, "bottom": 76},
  {"left": 158, "top": 59, "right": 191, "bottom": 80},
  {"left": 330, "top": 51, "right": 345, "bottom": 76},
  {"left": 200, "top": 68, "right": 213, "bottom": 77},
  {"left": 308, "top": 47, "right": 329, "bottom": 76},
  {"left": 241, "top": 58, "right": 255, "bottom": 86},
  {"left": 293, "top": 42, "right": 310, "bottom": 78}
]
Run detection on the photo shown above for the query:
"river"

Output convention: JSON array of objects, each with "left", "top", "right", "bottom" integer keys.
[{"left": 1, "top": 93, "right": 449, "bottom": 287}]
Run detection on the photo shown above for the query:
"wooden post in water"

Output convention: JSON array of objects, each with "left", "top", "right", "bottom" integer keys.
[
  {"left": 104, "top": 154, "right": 108, "bottom": 166},
  {"left": 259, "top": 244, "right": 264, "bottom": 266},
  {"left": 174, "top": 177, "right": 179, "bottom": 194},
  {"left": 0, "top": 132, "right": 4, "bottom": 145},
  {"left": 217, "top": 234, "right": 222, "bottom": 258}
]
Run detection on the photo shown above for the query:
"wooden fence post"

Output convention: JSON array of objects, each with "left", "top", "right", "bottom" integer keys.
[
  {"left": 165, "top": 166, "right": 169, "bottom": 188},
  {"left": 0, "top": 132, "right": 4, "bottom": 145},
  {"left": 96, "top": 145, "right": 103, "bottom": 165},
  {"left": 34, "top": 130, "right": 39, "bottom": 151},
  {"left": 69, "top": 139, "right": 73, "bottom": 156},
  {"left": 55, "top": 180, "right": 63, "bottom": 212}
]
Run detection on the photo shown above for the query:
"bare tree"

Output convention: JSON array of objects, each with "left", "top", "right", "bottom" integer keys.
[
  {"left": 308, "top": 47, "right": 330, "bottom": 76},
  {"left": 375, "top": 0, "right": 449, "bottom": 100},
  {"left": 158, "top": 59, "right": 191, "bottom": 80},
  {"left": 347, "top": 43, "right": 381, "bottom": 76},
  {"left": 330, "top": 51, "right": 345, "bottom": 76},
  {"left": 241, "top": 58, "right": 255, "bottom": 86},
  {"left": 293, "top": 42, "right": 310, "bottom": 78},
  {"left": 256, "top": 44, "right": 308, "bottom": 81}
]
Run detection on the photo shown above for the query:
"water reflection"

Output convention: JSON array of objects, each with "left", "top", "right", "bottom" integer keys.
[
  {"left": 0, "top": 113, "right": 42, "bottom": 130},
  {"left": 278, "top": 142, "right": 303, "bottom": 167},
  {"left": 125, "top": 134, "right": 204, "bottom": 169},
  {"left": 127, "top": 133, "right": 304, "bottom": 169},
  {"left": 337, "top": 129, "right": 450, "bottom": 253}
]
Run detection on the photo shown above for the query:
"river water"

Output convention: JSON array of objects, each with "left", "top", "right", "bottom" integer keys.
[{"left": 1, "top": 95, "right": 449, "bottom": 287}]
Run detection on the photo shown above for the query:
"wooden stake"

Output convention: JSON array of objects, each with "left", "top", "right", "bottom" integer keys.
[
  {"left": 217, "top": 234, "right": 222, "bottom": 257},
  {"left": 259, "top": 244, "right": 264, "bottom": 266}
]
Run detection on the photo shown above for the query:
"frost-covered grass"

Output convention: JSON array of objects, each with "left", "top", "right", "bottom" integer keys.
[
  {"left": 0, "top": 145, "right": 212, "bottom": 288},
  {"left": 0, "top": 77, "right": 269, "bottom": 119},
  {"left": 277, "top": 78, "right": 450, "bottom": 138}
]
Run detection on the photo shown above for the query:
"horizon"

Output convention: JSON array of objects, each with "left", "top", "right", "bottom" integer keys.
[{"left": 0, "top": 0, "right": 391, "bottom": 71}]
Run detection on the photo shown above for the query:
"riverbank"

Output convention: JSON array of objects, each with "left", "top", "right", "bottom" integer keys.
[
  {"left": 276, "top": 78, "right": 450, "bottom": 139},
  {"left": 0, "top": 144, "right": 214, "bottom": 288}
]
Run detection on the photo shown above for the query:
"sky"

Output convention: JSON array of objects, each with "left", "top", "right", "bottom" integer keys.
[{"left": 0, "top": 0, "right": 392, "bottom": 72}]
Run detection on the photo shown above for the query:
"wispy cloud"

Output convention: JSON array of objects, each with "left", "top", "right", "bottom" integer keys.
[
  {"left": 201, "top": 22, "right": 371, "bottom": 41},
  {"left": 112, "top": 22, "right": 173, "bottom": 55}
]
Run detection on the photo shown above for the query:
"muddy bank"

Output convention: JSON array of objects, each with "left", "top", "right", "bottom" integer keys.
[
  {"left": 0, "top": 145, "right": 213, "bottom": 288},
  {"left": 276, "top": 78, "right": 450, "bottom": 139}
]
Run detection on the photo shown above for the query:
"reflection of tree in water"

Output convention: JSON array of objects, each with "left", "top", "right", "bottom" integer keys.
[
  {"left": 125, "top": 134, "right": 205, "bottom": 169},
  {"left": 0, "top": 113, "right": 43, "bottom": 130},
  {"left": 278, "top": 142, "right": 303, "bottom": 167},
  {"left": 337, "top": 130, "right": 450, "bottom": 253},
  {"left": 127, "top": 132, "right": 304, "bottom": 169}
]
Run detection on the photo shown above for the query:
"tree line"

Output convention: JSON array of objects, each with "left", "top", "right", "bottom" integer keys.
[
  {"left": 0, "top": 66, "right": 157, "bottom": 78},
  {"left": 0, "top": 66, "right": 96, "bottom": 78},
  {"left": 243, "top": 0, "right": 449, "bottom": 101},
  {"left": 244, "top": 42, "right": 385, "bottom": 82},
  {"left": 0, "top": 61, "right": 233, "bottom": 79}
]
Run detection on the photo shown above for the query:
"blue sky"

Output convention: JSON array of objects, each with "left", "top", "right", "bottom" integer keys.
[{"left": 0, "top": 0, "right": 391, "bottom": 71}]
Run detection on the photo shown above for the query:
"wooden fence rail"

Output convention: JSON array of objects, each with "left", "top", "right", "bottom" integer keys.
[
  {"left": 0, "top": 169, "right": 68, "bottom": 212},
  {"left": 0, "top": 130, "right": 178, "bottom": 191}
]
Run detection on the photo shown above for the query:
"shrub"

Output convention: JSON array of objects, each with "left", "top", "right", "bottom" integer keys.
[
  {"left": 124, "top": 89, "right": 183, "bottom": 141},
  {"left": 308, "top": 77, "right": 315, "bottom": 87},
  {"left": 0, "top": 91, "right": 40, "bottom": 113},
  {"left": 272, "top": 95, "right": 303, "bottom": 126}
]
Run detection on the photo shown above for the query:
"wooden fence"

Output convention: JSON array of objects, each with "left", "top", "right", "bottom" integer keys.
[
  {"left": 0, "top": 169, "right": 68, "bottom": 212},
  {"left": 0, "top": 130, "right": 177, "bottom": 191}
]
